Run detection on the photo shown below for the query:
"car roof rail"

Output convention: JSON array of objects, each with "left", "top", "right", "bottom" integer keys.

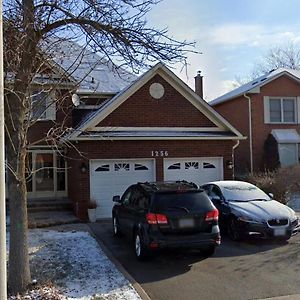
[
  {"left": 138, "top": 181, "right": 159, "bottom": 191},
  {"left": 137, "top": 181, "right": 200, "bottom": 193},
  {"left": 175, "top": 180, "right": 199, "bottom": 189}
]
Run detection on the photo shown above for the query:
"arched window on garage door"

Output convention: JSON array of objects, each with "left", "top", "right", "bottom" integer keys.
[
  {"left": 203, "top": 162, "right": 216, "bottom": 169},
  {"left": 95, "top": 164, "right": 110, "bottom": 172},
  {"left": 184, "top": 162, "right": 199, "bottom": 169},
  {"left": 168, "top": 163, "right": 181, "bottom": 170},
  {"left": 134, "top": 163, "right": 149, "bottom": 170}
]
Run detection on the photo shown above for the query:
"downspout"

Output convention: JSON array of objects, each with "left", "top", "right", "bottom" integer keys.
[
  {"left": 232, "top": 140, "right": 240, "bottom": 179},
  {"left": 244, "top": 93, "right": 253, "bottom": 173}
]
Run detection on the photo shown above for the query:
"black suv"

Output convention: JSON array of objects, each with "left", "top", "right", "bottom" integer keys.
[{"left": 112, "top": 181, "right": 220, "bottom": 260}]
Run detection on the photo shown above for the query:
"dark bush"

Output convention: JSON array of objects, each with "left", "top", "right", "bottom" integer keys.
[{"left": 245, "top": 165, "right": 300, "bottom": 204}]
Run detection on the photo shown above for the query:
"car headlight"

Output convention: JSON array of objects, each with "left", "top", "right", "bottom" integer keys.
[
  {"left": 290, "top": 212, "right": 298, "bottom": 223},
  {"left": 238, "top": 215, "right": 262, "bottom": 224}
]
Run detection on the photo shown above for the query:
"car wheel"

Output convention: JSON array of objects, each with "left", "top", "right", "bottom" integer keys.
[
  {"left": 201, "top": 245, "right": 216, "bottom": 256},
  {"left": 112, "top": 215, "right": 122, "bottom": 237},
  {"left": 134, "top": 231, "right": 149, "bottom": 261},
  {"left": 227, "top": 217, "right": 242, "bottom": 241}
]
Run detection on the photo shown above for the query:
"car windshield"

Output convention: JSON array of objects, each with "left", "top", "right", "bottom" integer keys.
[
  {"left": 221, "top": 183, "right": 270, "bottom": 202},
  {"left": 154, "top": 191, "right": 212, "bottom": 212}
]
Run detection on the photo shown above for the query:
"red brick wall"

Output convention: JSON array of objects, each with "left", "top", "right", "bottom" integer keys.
[
  {"left": 213, "top": 75, "right": 300, "bottom": 173},
  {"left": 67, "top": 139, "right": 234, "bottom": 220},
  {"left": 98, "top": 74, "right": 216, "bottom": 128},
  {"left": 213, "top": 96, "right": 250, "bottom": 173},
  {"left": 251, "top": 75, "right": 300, "bottom": 170}
]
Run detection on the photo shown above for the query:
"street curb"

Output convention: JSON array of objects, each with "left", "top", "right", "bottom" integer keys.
[
  {"left": 259, "top": 294, "right": 300, "bottom": 299},
  {"left": 88, "top": 223, "right": 151, "bottom": 300}
]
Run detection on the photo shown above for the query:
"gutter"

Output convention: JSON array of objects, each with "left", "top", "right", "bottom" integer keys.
[
  {"left": 232, "top": 140, "right": 240, "bottom": 179},
  {"left": 244, "top": 93, "right": 253, "bottom": 173}
]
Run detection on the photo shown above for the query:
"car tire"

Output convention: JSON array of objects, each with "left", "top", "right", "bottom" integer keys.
[
  {"left": 134, "top": 231, "right": 149, "bottom": 261},
  {"left": 112, "top": 215, "right": 122, "bottom": 237},
  {"left": 227, "top": 217, "right": 242, "bottom": 241},
  {"left": 201, "top": 245, "right": 216, "bottom": 257}
]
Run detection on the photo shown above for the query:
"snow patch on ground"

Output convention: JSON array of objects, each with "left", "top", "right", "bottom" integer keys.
[{"left": 11, "top": 229, "right": 141, "bottom": 300}]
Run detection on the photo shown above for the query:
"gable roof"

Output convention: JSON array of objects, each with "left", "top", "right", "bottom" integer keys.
[
  {"left": 210, "top": 68, "right": 300, "bottom": 106},
  {"left": 44, "top": 38, "right": 137, "bottom": 94},
  {"left": 65, "top": 62, "right": 244, "bottom": 141}
]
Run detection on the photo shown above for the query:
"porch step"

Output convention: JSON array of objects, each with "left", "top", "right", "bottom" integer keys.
[
  {"left": 28, "top": 210, "right": 81, "bottom": 229},
  {"left": 27, "top": 198, "right": 73, "bottom": 213}
]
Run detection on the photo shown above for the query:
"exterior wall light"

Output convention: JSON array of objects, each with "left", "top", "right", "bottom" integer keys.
[
  {"left": 226, "top": 160, "right": 234, "bottom": 170},
  {"left": 80, "top": 162, "right": 88, "bottom": 173}
]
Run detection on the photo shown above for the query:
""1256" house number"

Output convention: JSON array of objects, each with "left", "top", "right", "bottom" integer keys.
[{"left": 151, "top": 150, "right": 169, "bottom": 157}]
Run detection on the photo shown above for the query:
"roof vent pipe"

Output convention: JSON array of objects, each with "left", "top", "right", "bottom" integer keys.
[{"left": 194, "top": 71, "right": 203, "bottom": 98}]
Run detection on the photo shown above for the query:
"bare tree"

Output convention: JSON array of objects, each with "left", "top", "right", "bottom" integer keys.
[
  {"left": 4, "top": 0, "right": 194, "bottom": 294},
  {"left": 256, "top": 43, "right": 300, "bottom": 74},
  {"left": 234, "top": 43, "right": 300, "bottom": 87}
]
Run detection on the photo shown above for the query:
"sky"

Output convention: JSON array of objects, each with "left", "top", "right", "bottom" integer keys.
[{"left": 147, "top": 0, "right": 300, "bottom": 101}]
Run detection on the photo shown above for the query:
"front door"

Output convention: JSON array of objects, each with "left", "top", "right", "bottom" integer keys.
[
  {"left": 35, "top": 153, "right": 54, "bottom": 193},
  {"left": 27, "top": 150, "right": 67, "bottom": 199}
]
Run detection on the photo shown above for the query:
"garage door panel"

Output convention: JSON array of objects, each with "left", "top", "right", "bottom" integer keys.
[
  {"left": 90, "top": 159, "right": 155, "bottom": 219},
  {"left": 164, "top": 157, "right": 223, "bottom": 186}
]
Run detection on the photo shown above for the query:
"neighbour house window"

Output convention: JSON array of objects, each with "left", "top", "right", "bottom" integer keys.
[
  {"left": 31, "top": 90, "right": 56, "bottom": 120},
  {"left": 269, "top": 98, "right": 296, "bottom": 123}
]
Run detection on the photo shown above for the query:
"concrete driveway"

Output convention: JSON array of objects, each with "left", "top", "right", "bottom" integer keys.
[{"left": 89, "top": 221, "right": 300, "bottom": 300}]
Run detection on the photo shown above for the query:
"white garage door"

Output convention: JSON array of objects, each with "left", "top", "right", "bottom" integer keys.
[
  {"left": 164, "top": 157, "right": 223, "bottom": 186},
  {"left": 90, "top": 159, "right": 155, "bottom": 219}
]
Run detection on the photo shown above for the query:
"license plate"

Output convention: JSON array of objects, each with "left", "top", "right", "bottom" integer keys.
[
  {"left": 179, "top": 218, "right": 194, "bottom": 228},
  {"left": 274, "top": 228, "right": 286, "bottom": 236}
]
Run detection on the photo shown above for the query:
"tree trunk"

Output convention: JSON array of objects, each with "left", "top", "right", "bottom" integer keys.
[
  {"left": 5, "top": 0, "right": 38, "bottom": 292},
  {"left": 8, "top": 149, "right": 31, "bottom": 294}
]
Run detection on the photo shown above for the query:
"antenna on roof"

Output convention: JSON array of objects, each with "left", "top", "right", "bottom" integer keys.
[{"left": 72, "top": 94, "right": 81, "bottom": 107}]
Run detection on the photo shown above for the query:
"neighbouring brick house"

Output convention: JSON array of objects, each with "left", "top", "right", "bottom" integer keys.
[
  {"left": 210, "top": 68, "right": 300, "bottom": 175},
  {"left": 24, "top": 41, "right": 244, "bottom": 220}
]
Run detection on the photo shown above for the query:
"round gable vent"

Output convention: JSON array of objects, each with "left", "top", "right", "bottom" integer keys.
[{"left": 149, "top": 83, "right": 165, "bottom": 99}]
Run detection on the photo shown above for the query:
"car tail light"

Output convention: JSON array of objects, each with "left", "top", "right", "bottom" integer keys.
[
  {"left": 205, "top": 209, "right": 219, "bottom": 221},
  {"left": 149, "top": 242, "right": 158, "bottom": 249},
  {"left": 156, "top": 214, "right": 168, "bottom": 224},
  {"left": 146, "top": 213, "right": 157, "bottom": 225},
  {"left": 146, "top": 213, "right": 168, "bottom": 225}
]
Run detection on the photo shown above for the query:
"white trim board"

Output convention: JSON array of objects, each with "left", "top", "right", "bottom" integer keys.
[
  {"left": 89, "top": 127, "right": 225, "bottom": 132},
  {"left": 75, "top": 135, "right": 245, "bottom": 141}
]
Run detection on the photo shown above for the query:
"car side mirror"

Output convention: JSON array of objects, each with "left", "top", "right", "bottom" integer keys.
[
  {"left": 113, "top": 195, "right": 121, "bottom": 203},
  {"left": 268, "top": 193, "right": 274, "bottom": 199}
]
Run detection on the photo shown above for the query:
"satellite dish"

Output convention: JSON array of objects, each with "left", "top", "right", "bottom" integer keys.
[{"left": 72, "top": 94, "right": 80, "bottom": 107}]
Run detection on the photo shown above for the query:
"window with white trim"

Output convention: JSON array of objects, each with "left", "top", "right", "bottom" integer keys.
[
  {"left": 268, "top": 97, "right": 296, "bottom": 123},
  {"left": 31, "top": 90, "right": 56, "bottom": 120}
]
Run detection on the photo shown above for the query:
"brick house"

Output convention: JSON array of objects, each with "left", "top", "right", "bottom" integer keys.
[
  {"left": 25, "top": 42, "right": 244, "bottom": 220},
  {"left": 210, "top": 68, "right": 300, "bottom": 175}
]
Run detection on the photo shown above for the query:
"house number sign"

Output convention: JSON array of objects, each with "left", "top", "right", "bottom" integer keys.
[{"left": 151, "top": 150, "right": 169, "bottom": 157}]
